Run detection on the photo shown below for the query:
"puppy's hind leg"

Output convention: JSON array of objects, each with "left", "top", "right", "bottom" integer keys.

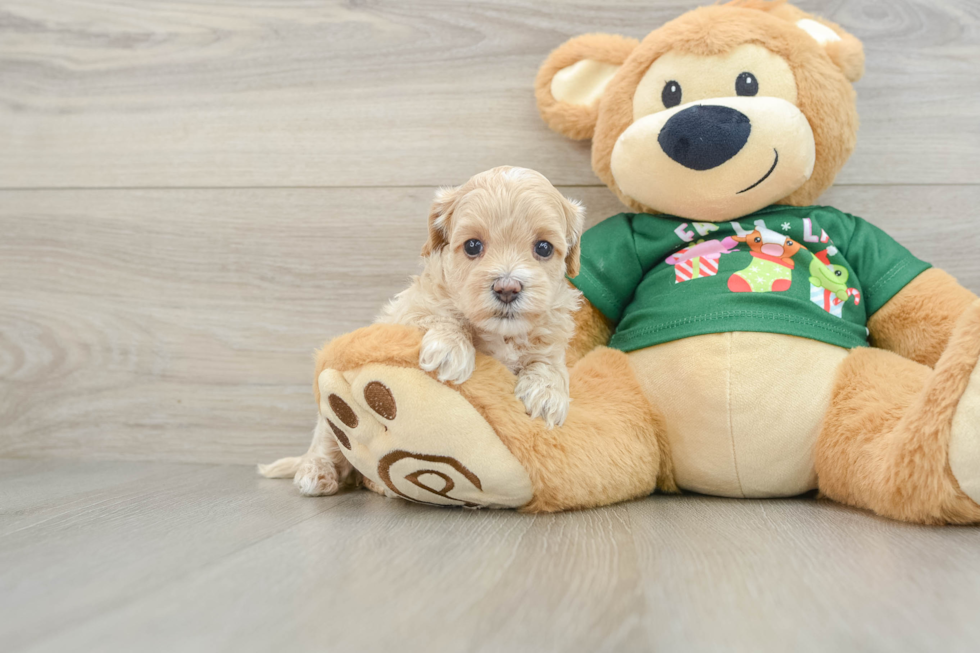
[
  {"left": 293, "top": 416, "right": 358, "bottom": 496},
  {"left": 258, "top": 417, "right": 358, "bottom": 496}
]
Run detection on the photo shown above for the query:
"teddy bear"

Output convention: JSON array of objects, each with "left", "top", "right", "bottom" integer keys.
[{"left": 308, "top": 0, "right": 980, "bottom": 524}]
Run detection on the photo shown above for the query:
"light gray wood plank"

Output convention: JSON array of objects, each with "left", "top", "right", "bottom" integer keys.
[
  {"left": 0, "top": 458, "right": 197, "bottom": 535},
  {"left": 2, "top": 185, "right": 978, "bottom": 463},
  {"left": 627, "top": 495, "right": 980, "bottom": 652},
  {"left": 0, "top": 186, "right": 439, "bottom": 464},
  {"left": 3, "top": 461, "right": 978, "bottom": 653},
  {"left": 14, "top": 471, "right": 646, "bottom": 653},
  {"left": 0, "top": 461, "right": 359, "bottom": 652},
  {"left": 1, "top": 0, "right": 977, "bottom": 188}
]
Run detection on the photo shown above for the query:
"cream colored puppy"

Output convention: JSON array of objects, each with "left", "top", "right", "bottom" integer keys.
[{"left": 260, "top": 166, "right": 585, "bottom": 496}]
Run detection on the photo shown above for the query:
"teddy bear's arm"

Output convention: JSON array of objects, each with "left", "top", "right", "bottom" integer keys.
[
  {"left": 566, "top": 290, "right": 613, "bottom": 367},
  {"left": 868, "top": 268, "right": 978, "bottom": 367}
]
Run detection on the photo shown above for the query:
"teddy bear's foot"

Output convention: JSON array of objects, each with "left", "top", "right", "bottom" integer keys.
[
  {"left": 314, "top": 324, "right": 671, "bottom": 512},
  {"left": 950, "top": 358, "right": 980, "bottom": 505},
  {"left": 317, "top": 365, "right": 534, "bottom": 509},
  {"left": 817, "top": 300, "right": 980, "bottom": 524}
]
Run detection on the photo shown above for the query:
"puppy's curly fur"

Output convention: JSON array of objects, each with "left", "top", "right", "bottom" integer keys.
[{"left": 260, "top": 166, "right": 585, "bottom": 496}]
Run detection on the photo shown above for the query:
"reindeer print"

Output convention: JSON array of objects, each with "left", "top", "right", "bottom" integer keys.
[{"left": 727, "top": 225, "right": 807, "bottom": 293}]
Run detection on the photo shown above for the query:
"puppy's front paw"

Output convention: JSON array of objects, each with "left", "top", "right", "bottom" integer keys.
[
  {"left": 294, "top": 455, "right": 342, "bottom": 496},
  {"left": 515, "top": 371, "right": 570, "bottom": 429},
  {"left": 419, "top": 331, "right": 476, "bottom": 384}
]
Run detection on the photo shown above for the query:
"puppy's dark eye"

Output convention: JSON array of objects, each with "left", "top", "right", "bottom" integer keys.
[
  {"left": 534, "top": 241, "right": 554, "bottom": 259},
  {"left": 662, "top": 80, "right": 682, "bottom": 109},
  {"left": 754, "top": 237, "right": 762, "bottom": 243},
  {"left": 786, "top": 240, "right": 794, "bottom": 246},
  {"left": 736, "top": 72, "right": 758, "bottom": 97},
  {"left": 463, "top": 239, "right": 483, "bottom": 257}
]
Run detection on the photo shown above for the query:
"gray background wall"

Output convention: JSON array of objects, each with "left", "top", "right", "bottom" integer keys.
[{"left": 2, "top": 0, "right": 978, "bottom": 464}]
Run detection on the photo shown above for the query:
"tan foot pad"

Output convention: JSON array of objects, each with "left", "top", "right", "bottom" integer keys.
[
  {"left": 951, "top": 360, "right": 980, "bottom": 505},
  {"left": 318, "top": 364, "right": 533, "bottom": 509}
]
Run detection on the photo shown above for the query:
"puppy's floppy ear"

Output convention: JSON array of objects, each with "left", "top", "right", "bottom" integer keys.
[
  {"left": 560, "top": 196, "right": 586, "bottom": 278},
  {"left": 421, "top": 186, "right": 462, "bottom": 257},
  {"left": 535, "top": 33, "right": 638, "bottom": 141}
]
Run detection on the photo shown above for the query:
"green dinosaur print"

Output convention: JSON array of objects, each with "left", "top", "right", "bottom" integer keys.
[{"left": 809, "top": 257, "right": 850, "bottom": 301}]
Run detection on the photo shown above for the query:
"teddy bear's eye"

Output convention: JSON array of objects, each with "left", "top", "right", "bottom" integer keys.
[
  {"left": 661, "top": 80, "right": 682, "bottom": 109},
  {"left": 736, "top": 72, "right": 758, "bottom": 97}
]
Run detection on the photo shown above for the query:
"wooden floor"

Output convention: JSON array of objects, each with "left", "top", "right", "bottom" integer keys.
[
  {"left": 2, "top": 1, "right": 980, "bottom": 650},
  {"left": 2, "top": 459, "right": 979, "bottom": 653}
]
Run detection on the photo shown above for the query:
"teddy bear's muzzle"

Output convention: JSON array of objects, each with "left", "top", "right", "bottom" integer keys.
[
  {"left": 610, "top": 96, "right": 816, "bottom": 222},
  {"left": 657, "top": 104, "right": 752, "bottom": 171}
]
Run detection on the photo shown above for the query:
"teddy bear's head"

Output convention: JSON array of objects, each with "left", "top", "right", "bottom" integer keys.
[{"left": 536, "top": 0, "right": 864, "bottom": 222}]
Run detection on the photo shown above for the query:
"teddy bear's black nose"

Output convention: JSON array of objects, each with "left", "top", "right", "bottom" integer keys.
[{"left": 657, "top": 105, "right": 751, "bottom": 171}]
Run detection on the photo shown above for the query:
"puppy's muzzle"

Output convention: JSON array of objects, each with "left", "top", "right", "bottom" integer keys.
[{"left": 492, "top": 278, "right": 523, "bottom": 305}]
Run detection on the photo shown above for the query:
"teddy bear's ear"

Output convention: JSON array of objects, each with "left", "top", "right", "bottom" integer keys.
[
  {"left": 795, "top": 17, "right": 864, "bottom": 82},
  {"left": 536, "top": 33, "right": 639, "bottom": 141},
  {"left": 761, "top": 2, "right": 865, "bottom": 82},
  {"left": 421, "top": 186, "right": 461, "bottom": 257}
]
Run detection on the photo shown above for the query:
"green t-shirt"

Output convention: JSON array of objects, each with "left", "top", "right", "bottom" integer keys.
[{"left": 571, "top": 205, "right": 931, "bottom": 352}]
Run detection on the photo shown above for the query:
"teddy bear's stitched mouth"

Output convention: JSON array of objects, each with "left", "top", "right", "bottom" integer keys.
[{"left": 736, "top": 149, "right": 779, "bottom": 195}]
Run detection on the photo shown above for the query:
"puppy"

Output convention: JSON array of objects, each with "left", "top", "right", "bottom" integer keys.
[{"left": 259, "top": 166, "right": 585, "bottom": 496}]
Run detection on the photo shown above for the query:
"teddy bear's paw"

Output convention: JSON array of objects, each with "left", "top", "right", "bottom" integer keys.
[
  {"left": 950, "top": 358, "right": 980, "bottom": 505},
  {"left": 318, "top": 363, "right": 533, "bottom": 509}
]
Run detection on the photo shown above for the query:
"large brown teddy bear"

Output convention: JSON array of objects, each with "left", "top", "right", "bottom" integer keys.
[{"left": 303, "top": 0, "right": 980, "bottom": 523}]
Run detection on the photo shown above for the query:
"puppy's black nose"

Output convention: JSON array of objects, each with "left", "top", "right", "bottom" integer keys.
[
  {"left": 492, "top": 278, "right": 523, "bottom": 304},
  {"left": 658, "top": 105, "right": 751, "bottom": 171}
]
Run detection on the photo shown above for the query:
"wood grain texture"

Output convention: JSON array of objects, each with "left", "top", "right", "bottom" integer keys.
[
  {"left": 2, "top": 2, "right": 979, "bottom": 649},
  {"left": 629, "top": 496, "right": 980, "bottom": 652},
  {"left": 2, "top": 461, "right": 978, "bottom": 653},
  {"left": 0, "top": 461, "right": 359, "bottom": 652},
  {"left": 1, "top": 0, "right": 978, "bottom": 188},
  {"left": 2, "top": 185, "right": 978, "bottom": 464}
]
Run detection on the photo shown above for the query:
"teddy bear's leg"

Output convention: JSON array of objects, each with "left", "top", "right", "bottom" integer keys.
[
  {"left": 314, "top": 324, "right": 672, "bottom": 512},
  {"left": 463, "top": 341, "right": 675, "bottom": 512},
  {"left": 814, "top": 301, "right": 980, "bottom": 524}
]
